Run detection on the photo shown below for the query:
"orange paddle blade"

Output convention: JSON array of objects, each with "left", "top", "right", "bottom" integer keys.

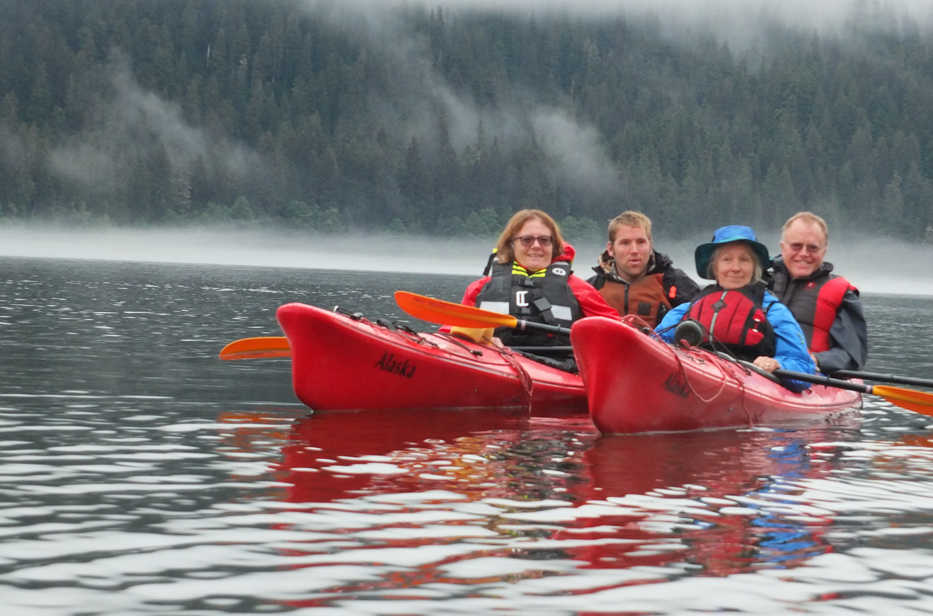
[
  {"left": 873, "top": 384, "right": 933, "bottom": 415},
  {"left": 219, "top": 336, "right": 291, "bottom": 360},
  {"left": 394, "top": 291, "right": 519, "bottom": 329}
]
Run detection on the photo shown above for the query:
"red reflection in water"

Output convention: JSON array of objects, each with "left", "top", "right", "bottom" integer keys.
[
  {"left": 563, "top": 429, "right": 842, "bottom": 576},
  {"left": 279, "top": 407, "right": 537, "bottom": 502},
  {"left": 221, "top": 408, "right": 855, "bottom": 605},
  {"left": 894, "top": 433, "right": 933, "bottom": 448}
]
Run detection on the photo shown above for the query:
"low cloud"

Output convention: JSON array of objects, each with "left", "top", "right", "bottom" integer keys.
[
  {"left": 532, "top": 109, "right": 619, "bottom": 195},
  {"left": 48, "top": 142, "right": 119, "bottom": 191},
  {"left": 47, "top": 54, "right": 263, "bottom": 194},
  {"left": 298, "top": 0, "right": 931, "bottom": 201},
  {"left": 302, "top": 0, "right": 624, "bottom": 200}
]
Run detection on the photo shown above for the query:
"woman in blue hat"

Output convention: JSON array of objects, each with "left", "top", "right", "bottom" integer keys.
[{"left": 655, "top": 225, "right": 815, "bottom": 390}]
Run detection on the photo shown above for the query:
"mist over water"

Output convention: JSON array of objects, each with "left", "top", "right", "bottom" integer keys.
[
  {"left": 2, "top": 225, "right": 931, "bottom": 296},
  {"left": 0, "top": 225, "right": 493, "bottom": 277},
  {"left": 601, "top": 232, "right": 933, "bottom": 298}
]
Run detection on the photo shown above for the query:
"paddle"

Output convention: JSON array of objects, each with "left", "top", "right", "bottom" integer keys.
[
  {"left": 218, "top": 334, "right": 570, "bottom": 361},
  {"left": 774, "top": 368, "right": 933, "bottom": 415},
  {"left": 219, "top": 336, "right": 290, "bottom": 360},
  {"left": 394, "top": 290, "right": 571, "bottom": 335},
  {"left": 830, "top": 370, "right": 933, "bottom": 389}
]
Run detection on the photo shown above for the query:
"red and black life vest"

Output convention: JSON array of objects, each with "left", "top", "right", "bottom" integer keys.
[
  {"left": 475, "top": 259, "right": 582, "bottom": 350},
  {"left": 685, "top": 284, "right": 776, "bottom": 360},
  {"left": 770, "top": 265, "right": 854, "bottom": 353}
]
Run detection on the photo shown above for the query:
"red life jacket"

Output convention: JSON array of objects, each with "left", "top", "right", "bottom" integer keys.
[
  {"left": 685, "top": 284, "right": 776, "bottom": 360},
  {"left": 771, "top": 267, "right": 854, "bottom": 353}
]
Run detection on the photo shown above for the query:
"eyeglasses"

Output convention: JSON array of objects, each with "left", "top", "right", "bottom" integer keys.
[
  {"left": 786, "top": 242, "right": 824, "bottom": 255},
  {"left": 513, "top": 235, "right": 553, "bottom": 248}
]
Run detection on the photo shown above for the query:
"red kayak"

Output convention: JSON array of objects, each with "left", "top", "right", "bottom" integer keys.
[
  {"left": 276, "top": 302, "right": 586, "bottom": 415},
  {"left": 571, "top": 316, "right": 862, "bottom": 434}
]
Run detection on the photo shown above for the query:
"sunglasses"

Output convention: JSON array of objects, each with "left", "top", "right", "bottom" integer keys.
[
  {"left": 785, "top": 242, "right": 824, "bottom": 255},
  {"left": 513, "top": 235, "right": 553, "bottom": 248}
]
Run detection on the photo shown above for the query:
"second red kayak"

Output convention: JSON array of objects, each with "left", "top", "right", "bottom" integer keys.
[
  {"left": 276, "top": 302, "right": 586, "bottom": 415},
  {"left": 571, "top": 316, "right": 862, "bottom": 434}
]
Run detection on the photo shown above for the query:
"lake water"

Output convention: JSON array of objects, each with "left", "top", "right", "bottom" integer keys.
[{"left": 2, "top": 256, "right": 933, "bottom": 615}]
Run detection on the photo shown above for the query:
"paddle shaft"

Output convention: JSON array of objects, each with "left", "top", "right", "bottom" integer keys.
[
  {"left": 774, "top": 369, "right": 932, "bottom": 411},
  {"left": 831, "top": 370, "right": 933, "bottom": 388},
  {"left": 774, "top": 369, "right": 873, "bottom": 394},
  {"left": 511, "top": 319, "right": 571, "bottom": 335},
  {"left": 394, "top": 290, "right": 571, "bottom": 335},
  {"left": 219, "top": 335, "right": 570, "bottom": 361}
]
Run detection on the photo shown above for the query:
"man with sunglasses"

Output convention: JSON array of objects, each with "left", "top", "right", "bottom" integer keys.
[
  {"left": 587, "top": 211, "right": 699, "bottom": 327},
  {"left": 768, "top": 211, "right": 867, "bottom": 374}
]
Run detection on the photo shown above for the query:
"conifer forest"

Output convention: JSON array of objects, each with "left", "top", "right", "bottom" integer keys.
[{"left": 2, "top": 0, "right": 932, "bottom": 240}]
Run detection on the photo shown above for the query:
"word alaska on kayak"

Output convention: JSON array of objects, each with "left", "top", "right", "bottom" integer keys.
[{"left": 374, "top": 352, "right": 417, "bottom": 378}]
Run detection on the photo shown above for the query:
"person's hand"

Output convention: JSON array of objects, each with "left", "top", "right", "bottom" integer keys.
[
  {"left": 753, "top": 356, "right": 780, "bottom": 373},
  {"left": 809, "top": 352, "right": 819, "bottom": 370}
]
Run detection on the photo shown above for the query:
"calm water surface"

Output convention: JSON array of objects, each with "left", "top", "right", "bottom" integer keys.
[{"left": 2, "top": 257, "right": 932, "bottom": 615}]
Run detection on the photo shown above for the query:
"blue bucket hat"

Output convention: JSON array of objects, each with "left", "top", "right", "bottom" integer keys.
[{"left": 694, "top": 225, "right": 771, "bottom": 280}]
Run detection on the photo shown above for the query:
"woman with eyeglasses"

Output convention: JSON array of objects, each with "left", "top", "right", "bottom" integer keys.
[{"left": 458, "top": 209, "right": 619, "bottom": 364}]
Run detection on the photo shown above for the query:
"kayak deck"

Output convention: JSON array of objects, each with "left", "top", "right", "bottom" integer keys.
[{"left": 571, "top": 316, "right": 862, "bottom": 434}]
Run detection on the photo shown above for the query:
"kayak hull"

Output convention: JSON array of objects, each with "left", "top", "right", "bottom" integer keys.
[
  {"left": 571, "top": 316, "right": 862, "bottom": 434},
  {"left": 276, "top": 302, "right": 586, "bottom": 415}
]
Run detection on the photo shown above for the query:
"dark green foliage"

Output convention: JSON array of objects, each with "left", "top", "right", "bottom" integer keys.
[{"left": 0, "top": 1, "right": 931, "bottom": 240}]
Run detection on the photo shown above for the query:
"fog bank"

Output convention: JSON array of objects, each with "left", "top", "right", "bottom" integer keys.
[{"left": 1, "top": 226, "right": 931, "bottom": 297}]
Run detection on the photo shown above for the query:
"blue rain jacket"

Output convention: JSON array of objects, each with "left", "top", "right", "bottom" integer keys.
[{"left": 656, "top": 289, "right": 816, "bottom": 391}]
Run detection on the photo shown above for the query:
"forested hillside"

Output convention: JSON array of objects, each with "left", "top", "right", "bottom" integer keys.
[{"left": 1, "top": 0, "right": 932, "bottom": 239}]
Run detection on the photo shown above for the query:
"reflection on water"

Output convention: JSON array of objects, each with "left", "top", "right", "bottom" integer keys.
[{"left": 1, "top": 257, "right": 932, "bottom": 614}]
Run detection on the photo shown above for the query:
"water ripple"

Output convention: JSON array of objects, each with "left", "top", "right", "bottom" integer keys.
[{"left": 1, "top": 258, "right": 932, "bottom": 614}]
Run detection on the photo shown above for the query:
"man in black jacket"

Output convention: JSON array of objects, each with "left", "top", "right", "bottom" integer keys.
[
  {"left": 768, "top": 211, "right": 867, "bottom": 374},
  {"left": 587, "top": 211, "right": 699, "bottom": 327}
]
